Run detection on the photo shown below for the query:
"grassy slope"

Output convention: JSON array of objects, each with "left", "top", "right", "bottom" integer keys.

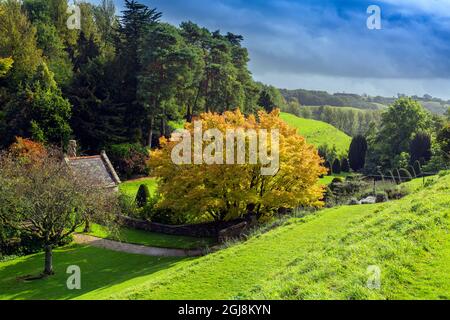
[
  {"left": 1, "top": 175, "right": 449, "bottom": 300},
  {"left": 105, "top": 174, "right": 450, "bottom": 300},
  {"left": 280, "top": 112, "right": 351, "bottom": 154}
]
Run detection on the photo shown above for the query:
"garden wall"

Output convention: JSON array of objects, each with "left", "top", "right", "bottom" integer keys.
[{"left": 118, "top": 215, "right": 256, "bottom": 241}]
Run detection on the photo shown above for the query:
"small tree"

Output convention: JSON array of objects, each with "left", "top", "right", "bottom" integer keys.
[
  {"left": 348, "top": 135, "right": 368, "bottom": 172},
  {"left": 0, "top": 150, "right": 119, "bottom": 276},
  {"left": 410, "top": 132, "right": 432, "bottom": 164},
  {"left": 332, "top": 159, "right": 341, "bottom": 174},
  {"left": 341, "top": 158, "right": 350, "bottom": 173},
  {"left": 136, "top": 184, "right": 150, "bottom": 208}
]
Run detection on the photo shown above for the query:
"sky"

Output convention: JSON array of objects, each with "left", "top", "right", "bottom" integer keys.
[{"left": 97, "top": 0, "right": 450, "bottom": 100}]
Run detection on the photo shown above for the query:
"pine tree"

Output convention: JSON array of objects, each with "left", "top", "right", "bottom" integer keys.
[{"left": 115, "top": 0, "right": 162, "bottom": 143}]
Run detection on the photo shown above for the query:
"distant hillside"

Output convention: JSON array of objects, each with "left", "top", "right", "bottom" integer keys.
[
  {"left": 279, "top": 112, "right": 351, "bottom": 155},
  {"left": 280, "top": 89, "right": 450, "bottom": 115}
]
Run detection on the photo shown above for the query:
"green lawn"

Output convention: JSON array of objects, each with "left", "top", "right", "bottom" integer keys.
[
  {"left": 2, "top": 174, "right": 449, "bottom": 300},
  {"left": 0, "top": 245, "right": 187, "bottom": 300},
  {"left": 78, "top": 224, "right": 215, "bottom": 250},
  {"left": 280, "top": 112, "right": 352, "bottom": 155},
  {"left": 318, "top": 173, "right": 350, "bottom": 186},
  {"left": 119, "top": 178, "right": 158, "bottom": 199}
]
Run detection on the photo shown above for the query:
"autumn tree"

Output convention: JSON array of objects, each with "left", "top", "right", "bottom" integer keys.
[
  {"left": 149, "top": 109, "right": 326, "bottom": 222},
  {"left": 0, "top": 149, "right": 119, "bottom": 276}
]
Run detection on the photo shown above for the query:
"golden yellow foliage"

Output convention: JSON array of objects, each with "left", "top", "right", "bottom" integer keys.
[{"left": 148, "top": 109, "right": 327, "bottom": 222}]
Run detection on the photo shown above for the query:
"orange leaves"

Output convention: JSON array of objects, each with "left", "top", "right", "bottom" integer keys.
[
  {"left": 148, "top": 109, "right": 327, "bottom": 223},
  {"left": 9, "top": 137, "right": 47, "bottom": 164}
]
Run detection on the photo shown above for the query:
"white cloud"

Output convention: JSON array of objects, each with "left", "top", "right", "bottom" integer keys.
[{"left": 379, "top": 0, "right": 450, "bottom": 17}]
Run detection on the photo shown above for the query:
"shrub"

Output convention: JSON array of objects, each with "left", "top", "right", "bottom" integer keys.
[
  {"left": 331, "top": 177, "right": 344, "bottom": 184},
  {"left": 341, "top": 158, "right": 350, "bottom": 172},
  {"left": 385, "top": 185, "right": 409, "bottom": 200},
  {"left": 107, "top": 143, "right": 149, "bottom": 179},
  {"left": 332, "top": 159, "right": 341, "bottom": 174},
  {"left": 9, "top": 137, "right": 47, "bottom": 164},
  {"left": 375, "top": 192, "right": 389, "bottom": 203},
  {"left": 135, "top": 184, "right": 150, "bottom": 208}
]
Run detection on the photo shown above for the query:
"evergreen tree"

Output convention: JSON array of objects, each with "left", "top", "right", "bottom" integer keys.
[
  {"left": 258, "top": 90, "right": 276, "bottom": 113},
  {"left": 115, "top": 0, "right": 162, "bottom": 143},
  {"left": 348, "top": 135, "right": 368, "bottom": 172},
  {"left": 409, "top": 132, "right": 432, "bottom": 164},
  {"left": 332, "top": 159, "right": 341, "bottom": 174}
]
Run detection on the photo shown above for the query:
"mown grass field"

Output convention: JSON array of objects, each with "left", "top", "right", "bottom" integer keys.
[
  {"left": 280, "top": 112, "right": 351, "bottom": 155},
  {"left": 1, "top": 173, "right": 449, "bottom": 300},
  {"left": 119, "top": 178, "right": 158, "bottom": 198}
]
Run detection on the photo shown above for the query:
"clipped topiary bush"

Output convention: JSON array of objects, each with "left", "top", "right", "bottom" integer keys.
[{"left": 135, "top": 184, "right": 151, "bottom": 208}]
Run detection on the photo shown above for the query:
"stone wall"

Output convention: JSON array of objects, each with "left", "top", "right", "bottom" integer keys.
[{"left": 118, "top": 215, "right": 257, "bottom": 241}]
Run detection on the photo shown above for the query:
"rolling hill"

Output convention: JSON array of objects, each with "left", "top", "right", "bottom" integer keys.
[{"left": 280, "top": 112, "right": 352, "bottom": 155}]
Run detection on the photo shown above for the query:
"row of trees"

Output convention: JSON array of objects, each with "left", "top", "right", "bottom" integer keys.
[
  {"left": 284, "top": 101, "right": 382, "bottom": 136},
  {"left": 0, "top": 0, "right": 266, "bottom": 154},
  {"left": 345, "top": 98, "right": 449, "bottom": 174}
]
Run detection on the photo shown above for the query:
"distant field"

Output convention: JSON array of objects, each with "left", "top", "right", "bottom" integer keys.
[{"left": 280, "top": 112, "right": 352, "bottom": 155}]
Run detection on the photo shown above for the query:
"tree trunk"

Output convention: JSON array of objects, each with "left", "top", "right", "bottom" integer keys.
[
  {"left": 186, "top": 105, "right": 192, "bottom": 123},
  {"left": 83, "top": 219, "right": 91, "bottom": 233},
  {"left": 160, "top": 117, "right": 165, "bottom": 138},
  {"left": 43, "top": 245, "right": 54, "bottom": 276},
  {"left": 147, "top": 117, "right": 154, "bottom": 148}
]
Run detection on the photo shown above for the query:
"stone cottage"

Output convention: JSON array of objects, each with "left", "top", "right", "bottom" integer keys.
[{"left": 64, "top": 140, "right": 121, "bottom": 192}]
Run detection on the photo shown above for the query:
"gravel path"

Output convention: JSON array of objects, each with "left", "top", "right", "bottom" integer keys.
[{"left": 73, "top": 234, "right": 204, "bottom": 257}]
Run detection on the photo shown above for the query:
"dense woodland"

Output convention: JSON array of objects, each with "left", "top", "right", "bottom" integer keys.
[
  {"left": 1, "top": 0, "right": 449, "bottom": 178},
  {"left": 0, "top": 0, "right": 275, "bottom": 155}
]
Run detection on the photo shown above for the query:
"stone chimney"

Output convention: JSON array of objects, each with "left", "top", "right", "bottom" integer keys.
[{"left": 67, "top": 140, "right": 77, "bottom": 158}]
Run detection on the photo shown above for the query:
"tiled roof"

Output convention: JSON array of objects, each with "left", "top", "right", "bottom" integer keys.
[{"left": 66, "top": 154, "right": 120, "bottom": 188}]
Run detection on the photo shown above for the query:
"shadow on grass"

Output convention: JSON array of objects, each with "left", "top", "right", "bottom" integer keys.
[{"left": 0, "top": 244, "right": 189, "bottom": 300}]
